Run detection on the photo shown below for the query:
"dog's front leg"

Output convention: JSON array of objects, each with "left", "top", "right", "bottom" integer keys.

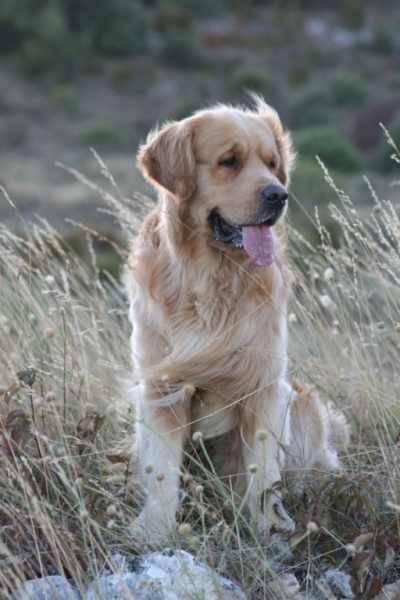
[
  {"left": 242, "top": 390, "right": 294, "bottom": 535},
  {"left": 130, "top": 387, "right": 190, "bottom": 543}
]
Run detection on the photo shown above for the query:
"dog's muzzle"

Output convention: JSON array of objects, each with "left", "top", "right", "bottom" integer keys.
[{"left": 208, "top": 184, "right": 288, "bottom": 267}]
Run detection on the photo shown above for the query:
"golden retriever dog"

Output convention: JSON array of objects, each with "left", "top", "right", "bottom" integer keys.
[{"left": 124, "top": 96, "right": 349, "bottom": 541}]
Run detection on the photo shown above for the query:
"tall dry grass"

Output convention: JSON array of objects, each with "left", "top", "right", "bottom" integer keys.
[{"left": 0, "top": 144, "right": 399, "bottom": 598}]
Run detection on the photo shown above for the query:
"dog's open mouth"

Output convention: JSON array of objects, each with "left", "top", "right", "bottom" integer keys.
[{"left": 209, "top": 210, "right": 275, "bottom": 267}]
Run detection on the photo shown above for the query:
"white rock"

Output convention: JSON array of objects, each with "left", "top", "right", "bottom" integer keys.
[
  {"left": 319, "top": 568, "right": 353, "bottom": 599},
  {"left": 13, "top": 575, "right": 81, "bottom": 600},
  {"left": 86, "top": 549, "right": 245, "bottom": 600}
]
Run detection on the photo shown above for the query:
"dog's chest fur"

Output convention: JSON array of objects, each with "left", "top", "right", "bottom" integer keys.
[{"left": 127, "top": 209, "right": 291, "bottom": 437}]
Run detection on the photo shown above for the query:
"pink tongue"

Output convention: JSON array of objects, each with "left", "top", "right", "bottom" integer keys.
[{"left": 242, "top": 225, "right": 274, "bottom": 267}]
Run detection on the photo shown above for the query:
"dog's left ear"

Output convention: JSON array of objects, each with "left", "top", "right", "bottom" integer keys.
[{"left": 137, "top": 121, "right": 196, "bottom": 201}]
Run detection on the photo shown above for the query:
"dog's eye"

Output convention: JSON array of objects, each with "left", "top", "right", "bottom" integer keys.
[
  {"left": 219, "top": 155, "right": 238, "bottom": 168},
  {"left": 269, "top": 159, "right": 277, "bottom": 170}
]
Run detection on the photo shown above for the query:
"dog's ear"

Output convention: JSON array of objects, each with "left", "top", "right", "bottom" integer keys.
[
  {"left": 251, "top": 94, "right": 296, "bottom": 187},
  {"left": 137, "top": 121, "right": 196, "bottom": 201}
]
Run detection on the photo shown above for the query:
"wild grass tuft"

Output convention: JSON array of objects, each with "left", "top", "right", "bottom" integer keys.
[{"left": 0, "top": 146, "right": 399, "bottom": 597}]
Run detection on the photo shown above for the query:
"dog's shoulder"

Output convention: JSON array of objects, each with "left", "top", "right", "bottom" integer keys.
[
  {"left": 135, "top": 209, "right": 161, "bottom": 255},
  {"left": 125, "top": 209, "right": 162, "bottom": 293}
]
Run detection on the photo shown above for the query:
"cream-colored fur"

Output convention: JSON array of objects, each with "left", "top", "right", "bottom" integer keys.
[{"left": 124, "top": 97, "right": 349, "bottom": 542}]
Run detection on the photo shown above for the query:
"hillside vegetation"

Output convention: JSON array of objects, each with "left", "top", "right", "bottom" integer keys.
[{"left": 1, "top": 0, "right": 400, "bottom": 242}]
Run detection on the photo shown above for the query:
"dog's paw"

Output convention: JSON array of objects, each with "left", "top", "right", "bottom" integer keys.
[{"left": 257, "top": 490, "right": 295, "bottom": 535}]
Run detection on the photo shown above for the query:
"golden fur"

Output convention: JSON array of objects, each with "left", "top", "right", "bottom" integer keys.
[{"left": 125, "top": 96, "right": 349, "bottom": 541}]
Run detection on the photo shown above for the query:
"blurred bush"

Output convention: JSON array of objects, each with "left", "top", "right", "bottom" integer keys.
[
  {"left": 230, "top": 66, "right": 273, "bottom": 96},
  {"left": 154, "top": 2, "right": 193, "bottom": 34},
  {"left": 287, "top": 63, "right": 310, "bottom": 86},
  {"left": 329, "top": 71, "right": 368, "bottom": 106},
  {"left": 338, "top": 0, "right": 365, "bottom": 29},
  {"left": 161, "top": 29, "right": 210, "bottom": 68},
  {"left": 289, "top": 157, "right": 344, "bottom": 246},
  {"left": 0, "top": 0, "right": 150, "bottom": 74},
  {"left": 78, "top": 123, "right": 123, "bottom": 147},
  {"left": 352, "top": 96, "right": 400, "bottom": 150},
  {"left": 87, "top": 0, "right": 150, "bottom": 57},
  {"left": 371, "top": 24, "right": 398, "bottom": 54},
  {"left": 386, "top": 75, "right": 400, "bottom": 92},
  {"left": 168, "top": 0, "right": 229, "bottom": 17},
  {"left": 295, "top": 126, "right": 362, "bottom": 172},
  {"left": 289, "top": 87, "right": 332, "bottom": 129}
]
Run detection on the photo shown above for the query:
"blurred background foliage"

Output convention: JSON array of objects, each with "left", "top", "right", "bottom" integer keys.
[{"left": 0, "top": 0, "right": 399, "bottom": 248}]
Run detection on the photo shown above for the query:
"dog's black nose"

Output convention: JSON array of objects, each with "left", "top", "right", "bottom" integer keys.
[{"left": 260, "top": 184, "right": 288, "bottom": 207}]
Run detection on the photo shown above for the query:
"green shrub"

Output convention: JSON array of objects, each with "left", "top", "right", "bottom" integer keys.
[
  {"left": 339, "top": 0, "right": 365, "bottom": 29},
  {"left": 52, "top": 83, "right": 77, "bottom": 113},
  {"left": 169, "top": 0, "right": 229, "bottom": 17},
  {"left": 230, "top": 66, "right": 273, "bottom": 95},
  {"left": 295, "top": 126, "right": 362, "bottom": 172},
  {"left": 161, "top": 29, "right": 209, "bottom": 68},
  {"left": 89, "top": 0, "right": 149, "bottom": 57},
  {"left": 372, "top": 24, "right": 397, "bottom": 54},
  {"left": 1, "top": 0, "right": 150, "bottom": 74},
  {"left": 289, "top": 86, "right": 332, "bottom": 129},
  {"left": 289, "top": 157, "right": 345, "bottom": 245},
  {"left": 376, "top": 112, "right": 400, "bottom": 173},
  {"left": 287, "top": 63, "right": 310, "bottom": 86},
  {"left": 154, "top": 2, "right": 193, "bottom": 34},
  {"left": 329, "top": 71, "right": 367, "bottom": 106},
  {"left": 12, "top": 2, "right": 90, "bottom": 75},
  {"left": 79, "top": 124, "right": 123, "bottom": 147},
  {"left": 386, "top": 74, "right": 400, "bottom": 92}
]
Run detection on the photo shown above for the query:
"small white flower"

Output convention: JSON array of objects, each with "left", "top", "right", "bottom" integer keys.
[
  {"left": 192, "top": 431, "right": 203, "bottom": 443},
  {"left": 45, "top": 275, "right": 55, "bottom": 285},
  {"left": 178, "top": 523, "right": 191, "bottom": 536},
  {"left": 107, "top": 504, "right": 117, "bottom": 516},
  {"left": 319, "top": 294, "right": 332, "bottom": 308},
  {"left": 288, "top": 312, "right": 297, "bottom": 323},
  {"left": 306, "top": 521, "right": 318, "bottom": 534},
  {"left": 324, "top": 267, "right": 334, "bottom": 280}
]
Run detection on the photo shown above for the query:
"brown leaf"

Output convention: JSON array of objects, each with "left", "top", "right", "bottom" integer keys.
[
  {"left": 5, "top": 410, "right": 32, "bottom": 449},
  {"left": 77, "top": 413, "right": 105, "bottom": 441},
  {"left": 0, "top": 411, "right": 31, "bottom": 456},
  {"left": 350, "top": 577, "right": 360, "bottom": 596},
  {"left": 384, "top": 543, "right": 396, "bottom": 569},
  {"left": 77, "top": 415, "right": 95, "bottom": 439},
  {"left": 4, "top": 380, "right": 21, "bottom": 403},
  {"left": 351, "top": 550, "right": 375, "bottom": 585},
  {"left": 107, "top": 453, "right": 129, "bottom": 464},
  {"left": 365, "top": 578, "right": 382, "bottom": 600},
  {"left": 95, "top": 509, "right": 107, "bottom": 525},
  {"left": 0, "top": 431, "right": 12, "bottom": 456}
]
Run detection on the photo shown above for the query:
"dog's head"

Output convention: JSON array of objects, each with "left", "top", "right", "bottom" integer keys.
[{"left": 137, "top": 96, "right": 295, "bottom": 267}]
